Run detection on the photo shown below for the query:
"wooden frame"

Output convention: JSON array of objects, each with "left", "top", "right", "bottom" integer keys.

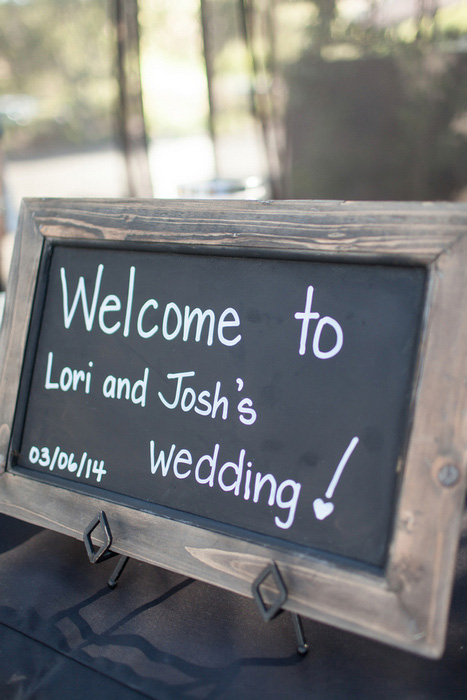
[{"left": 0, "top": 198, "right": 466, "bottom": 658}]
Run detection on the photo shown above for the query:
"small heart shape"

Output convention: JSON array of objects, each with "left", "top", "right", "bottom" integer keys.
[{"left": 313, "top": 498, "right": 334, "bottom": 521}]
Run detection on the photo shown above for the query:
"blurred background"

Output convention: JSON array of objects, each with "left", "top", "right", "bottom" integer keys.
[{"left": 0, "top": 0, "right": 466, "bottom": 286}]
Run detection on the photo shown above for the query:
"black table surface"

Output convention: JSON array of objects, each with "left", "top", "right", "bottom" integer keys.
[{"left": 0, "top": 512, "right": 465, "bottom": 700}]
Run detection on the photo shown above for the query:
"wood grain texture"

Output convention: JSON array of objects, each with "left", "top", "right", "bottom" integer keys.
[
  {"left": 0, "top": 203, "right": 43, "bottom": 473},
  {"left": 388, "top": 231, "right": 467, "bottom": 654},
  {"left": 27, "top": 198, "right": 466, "bottom": 263},
  {"left": 0, "top": 198, "right": 465, "bottom": 658}
]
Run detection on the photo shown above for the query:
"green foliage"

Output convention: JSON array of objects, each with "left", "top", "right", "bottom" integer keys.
[{"left": 0, "top": 0, "right": 115, "bottom": 152}]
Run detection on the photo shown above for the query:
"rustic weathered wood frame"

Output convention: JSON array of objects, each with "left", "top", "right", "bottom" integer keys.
[{"left": 0, "top": 198, "right": 465, "bottom": 658}]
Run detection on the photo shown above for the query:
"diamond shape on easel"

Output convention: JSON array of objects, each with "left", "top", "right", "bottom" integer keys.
[
  {"left": 252, "top": 562, "right": 288, "bottom": 622},
  {"left": 83, "top": 510, "right": 113, "bottom": 564}
]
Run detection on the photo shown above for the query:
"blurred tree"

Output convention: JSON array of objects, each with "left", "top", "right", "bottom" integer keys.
[
  {"left": 114, "top": 0, "right": 152, "bottom": 196},
  {"left": 200, "top": 0, "right": 220, "bottom": 175}
]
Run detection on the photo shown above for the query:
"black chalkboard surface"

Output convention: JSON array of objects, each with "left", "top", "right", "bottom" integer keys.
[
  {"left": 17, "top": 245, "right": 425, "bottom": 567},
  {"left": 1, "top": 199, "right": 466, "bottom": 658}
]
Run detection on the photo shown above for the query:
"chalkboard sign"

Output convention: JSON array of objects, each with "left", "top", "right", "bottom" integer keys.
[
  {"left": 17, "top": 246, "right": 425, "bottom": 567},
  {"left": 0, "top": 199, "right": 466, "bottom": 658}
]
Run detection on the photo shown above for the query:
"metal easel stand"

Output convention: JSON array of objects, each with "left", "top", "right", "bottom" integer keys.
[
  {"left": 83, "top": 510, "right": 130, "bottom": 589},
  {"left": 84, "top": 512, "right": 308, "bottom": 655},
  {"left": 252, "top": 562, "right": 309, "bottom": 656}
]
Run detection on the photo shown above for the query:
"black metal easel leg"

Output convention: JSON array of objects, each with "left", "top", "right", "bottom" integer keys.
[
  {"left": 83, "top": 510, "right": 117, "bottom": 564},
  {"left": 291, "top": 613, "right": 309, "bottom": 656},
  {"left": 108, "top": 555, "right": 130, "bottom": 589},
  {"left": 83, "top": 511, "right": 130, "bottom": 590},
  {"left": 252, "top": 562, "right": 309, "bottom": 656}
]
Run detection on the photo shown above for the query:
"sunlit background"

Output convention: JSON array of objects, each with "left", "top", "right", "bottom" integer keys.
[{"left": 0, "top": 0, "right": 466, "bottom": 283}]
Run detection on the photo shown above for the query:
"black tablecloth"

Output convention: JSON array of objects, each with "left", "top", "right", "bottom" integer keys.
[{"left": 0, "top": 513, "right": 465, "bottom": 699}]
